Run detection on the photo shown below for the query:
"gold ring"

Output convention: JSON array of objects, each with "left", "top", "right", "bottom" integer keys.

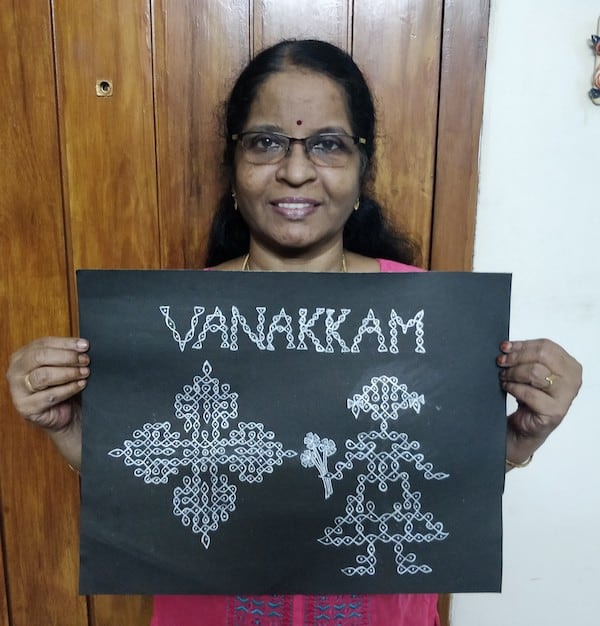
[
  {"left": 24, "top": 373, "right": 35, "bottom": 394},
  {"left": 545, "top": 374, "right": 557, "bottom": 387}
]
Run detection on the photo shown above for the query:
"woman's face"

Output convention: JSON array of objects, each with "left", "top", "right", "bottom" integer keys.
[{"left": 233, "top": 69, "right": 362, "bottom": 256}]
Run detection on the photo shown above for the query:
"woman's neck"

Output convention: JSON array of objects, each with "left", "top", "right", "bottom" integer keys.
[
  {"left": 244, "top": 243, "right": 347, "bottom": 272},
  {"left": 210, "top": 249, "right": 380, "bottom": 274}
]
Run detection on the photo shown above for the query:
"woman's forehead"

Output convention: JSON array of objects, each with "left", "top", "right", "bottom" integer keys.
[{"left": 246, "top": 69, "right": 352, "bottom": 131}]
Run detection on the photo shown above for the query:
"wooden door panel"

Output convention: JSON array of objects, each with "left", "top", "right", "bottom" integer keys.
[
  {"left": 53, "top": 0, "right": 160, "bottom": 276},
  {"left": 254, "top": 0, "right": 350, "bottom": 50},
  {"left": 353, "top": 0, "right": 443, "bottom": 266},
  {"left": 0, "top": 546, "right": 7, "bottom": 626},
  {"left": 432, "top": 0, "right": 489, "bottom": 271},
  {"left": 90, "top": 595, "right": 154, "bottom": 626},
  {"left": 0, "top": 1, "right": 88, "bottom": 624},
  {"left": 154, "top": 0, "right": 250, "bottom": 270}
]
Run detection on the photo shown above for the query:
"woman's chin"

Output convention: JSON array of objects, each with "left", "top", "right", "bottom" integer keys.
[{"left": 259, "top": 229, "right": 326, "bottom": 254}]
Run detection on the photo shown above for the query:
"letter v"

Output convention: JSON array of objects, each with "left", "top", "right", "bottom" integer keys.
[{"left": 159, "top": 305, "right": 205, "bottom": 352}]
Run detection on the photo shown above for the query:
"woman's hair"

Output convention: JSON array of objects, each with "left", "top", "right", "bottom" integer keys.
[{"left": 205, "top": 39, "right": 420, "bottom": 267}]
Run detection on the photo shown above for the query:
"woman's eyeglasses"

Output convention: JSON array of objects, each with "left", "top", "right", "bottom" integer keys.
[{"left": 232, "top": 131, "right": 366, "bottom": 167}]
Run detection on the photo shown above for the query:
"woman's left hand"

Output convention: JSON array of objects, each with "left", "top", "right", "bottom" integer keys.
[{"left": 497, "top": 338, "right": 582, "bottom": 469}]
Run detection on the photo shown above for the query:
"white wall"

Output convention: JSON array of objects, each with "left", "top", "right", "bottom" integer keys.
[{"left": 452, "top": 1, "right": 600, "bottom": 624}]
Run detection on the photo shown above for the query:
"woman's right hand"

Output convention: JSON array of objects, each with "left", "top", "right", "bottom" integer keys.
[{"left": 6, "top": 336, "right": 90, "bottom": 468}]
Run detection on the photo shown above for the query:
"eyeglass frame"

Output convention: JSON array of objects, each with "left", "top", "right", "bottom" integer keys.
[{"left": 231, "top": 130, "right": 367, "bottom": 167}]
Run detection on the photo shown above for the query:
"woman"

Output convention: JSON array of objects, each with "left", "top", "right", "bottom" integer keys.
[{"left": 6, "top": 40, "right": 582, "bottom": 626}]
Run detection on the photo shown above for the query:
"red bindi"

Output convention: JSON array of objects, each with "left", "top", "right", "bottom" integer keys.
[{"left": 296, "top": 120, "right": 303, "bottom": 126}]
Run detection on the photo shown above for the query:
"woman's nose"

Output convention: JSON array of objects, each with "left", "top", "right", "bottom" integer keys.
[{"left": 275, "top": 142, "right": 317, "bottom": 185}]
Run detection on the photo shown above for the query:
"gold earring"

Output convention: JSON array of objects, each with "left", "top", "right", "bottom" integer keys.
[
  {"left": 232, "top": 191, "right": 238, "bottom": 211},
  {"left": 353, "top": 198, "right": 360, "bottom": 211}
]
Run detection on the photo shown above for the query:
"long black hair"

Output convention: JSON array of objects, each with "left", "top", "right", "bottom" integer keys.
[{"left": 205, "top": 39, "right": 420, "bottom": 267}]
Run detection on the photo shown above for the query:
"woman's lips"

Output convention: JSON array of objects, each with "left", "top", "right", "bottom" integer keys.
[{"left": 270, "top": 198, "right": 319, "bottom": 220}]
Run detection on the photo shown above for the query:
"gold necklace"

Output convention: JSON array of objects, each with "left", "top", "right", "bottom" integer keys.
[
  {"left": 241, "top": 253, "right": 251, "bottom": 271},
  {"left": 241, "top": 252, "right": 347, "bottom": 272}
]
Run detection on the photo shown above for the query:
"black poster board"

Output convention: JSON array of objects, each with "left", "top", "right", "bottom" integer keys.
[{"left": 77, "top": 270, "right": 511, "bottom": 595}]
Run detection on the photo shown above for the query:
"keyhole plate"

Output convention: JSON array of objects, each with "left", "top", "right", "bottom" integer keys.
[{"left": 95, "top": 79, "right": 114, "bottom": 97}]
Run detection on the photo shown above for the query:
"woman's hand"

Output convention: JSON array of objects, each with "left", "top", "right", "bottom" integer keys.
[
  {"left": 497, "top": 338, "right": 582, "bottom": 469},
  {"left": 6, "top": 336, "right": 90, "bottom": 468}
]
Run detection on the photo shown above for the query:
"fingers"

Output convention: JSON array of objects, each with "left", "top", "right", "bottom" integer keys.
[
  {"left": 497, "top": 338, "right": 582, "bottom": 448},
  {"left": 7, "top": 336, "right": 90, "bottom": 412},
  {"left": 18, "top": 380, "right": 87, "bottom": 426},
  {"left": 497, "top": 338, "right": 582, "bottom": 396},
  {"left": 11, "top": 336, "right": 89, "bottom": 372},
  {"left": 498, "top": 358, "right": 554, "bottom": 393},
  {"left": 23, "top": 364, "right": 90, "bottom": 394},
  {"left": 497, "top": 338, "right": 580, "bottom": 372}
]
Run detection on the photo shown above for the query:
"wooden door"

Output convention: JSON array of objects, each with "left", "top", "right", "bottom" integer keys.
[{"left": 0, "top": 1, "right": 489, "bottom": 624}]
